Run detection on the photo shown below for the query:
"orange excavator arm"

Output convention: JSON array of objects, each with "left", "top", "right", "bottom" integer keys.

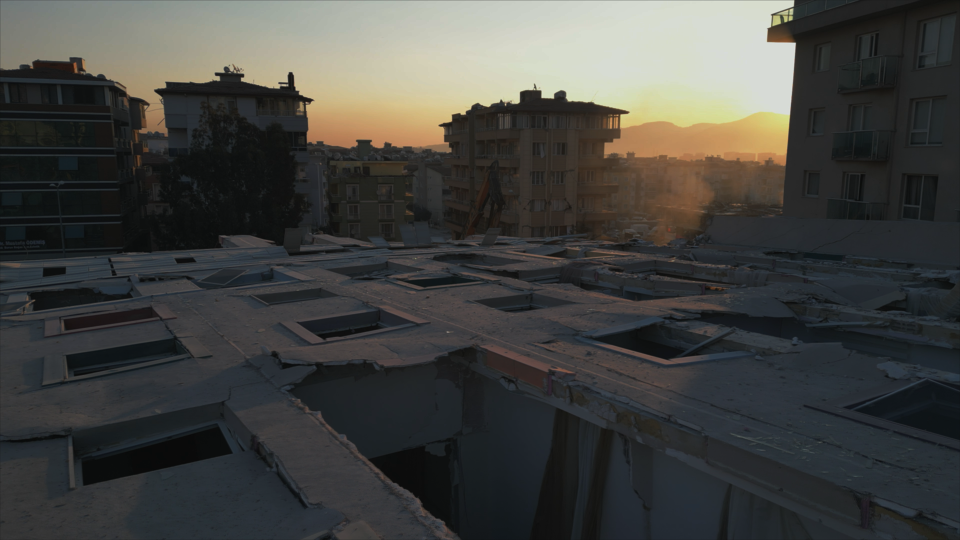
[{"left": 460, "top": 160, "right": 504, "bottom": 239}]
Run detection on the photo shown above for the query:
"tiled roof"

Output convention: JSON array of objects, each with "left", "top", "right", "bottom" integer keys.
[
  {"left": 155, "top": 80, "right": 313, "bottom": 102},
  {"left": 502, "top": 97, "right": 628, "bottom": 115}
]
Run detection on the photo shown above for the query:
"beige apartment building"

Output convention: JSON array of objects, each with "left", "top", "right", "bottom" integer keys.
[
  {"left": 769, "top": 0, "right": 958, "bottom": 222},
  {"left": 440, "top": 89, "right": 627, "bottom": 238},
  {"left": 326, "top": 142, "right": 413, "bottom": 242}
]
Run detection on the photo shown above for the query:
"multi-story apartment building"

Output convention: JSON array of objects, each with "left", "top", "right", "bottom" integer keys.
[
  {"left": 1, "top": 58, "right": 149, "bottom": 260},
  {"left": 440, "top": 89, "right": 627, "bottom": 238},
  {"left": 769, "top": 0, "right": 958, "bottom": 222},
  {"left": 155, "top": 69, "right": 319, "bottom": 224},
  {"left": 326, "top": 140, "right": 413, "bottom": 241}
]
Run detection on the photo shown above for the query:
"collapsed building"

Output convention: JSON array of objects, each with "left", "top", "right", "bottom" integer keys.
[{"left": 1, "top": 233, "right": 958, "bottom": 540}]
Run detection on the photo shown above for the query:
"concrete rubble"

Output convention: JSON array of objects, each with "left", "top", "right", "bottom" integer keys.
[{"left": 1, "top": 235, "right": 957, "bottom": 540}]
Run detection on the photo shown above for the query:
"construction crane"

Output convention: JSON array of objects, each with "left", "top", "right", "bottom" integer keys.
[{"left": 457, "top": 160, "right": 505, "bottom": 240}]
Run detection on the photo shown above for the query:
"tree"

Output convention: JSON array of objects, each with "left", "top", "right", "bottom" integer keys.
[
  {"left": 150, "top": 103, "right": 309, "bottom": 249},
  {"left": 412, "top": 203, "right": 432, "bottom": 222}
]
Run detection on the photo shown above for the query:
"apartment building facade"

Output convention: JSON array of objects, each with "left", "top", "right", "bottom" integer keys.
[
  {"left": 155, "top": 69, "right": 318, "bottom": 223},
  {"left": 1, "top": 58, "right": 149, "bottom": 260},
  {"left": 326, "top": 148, "right": 413, "bottom": 241},
  {"left": 770, "top": 0, "right": 958, "bottom": 222},
  {"left": 441, "top": 89, "right": 626, "bottom": 238}
]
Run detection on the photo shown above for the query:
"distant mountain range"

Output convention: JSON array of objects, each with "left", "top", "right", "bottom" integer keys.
[
  {"left": 419, "top": 112, "right": 789, "bottom": 157},
  {"left": 608, "top": 112, "right": 789, "bottom": 157}
]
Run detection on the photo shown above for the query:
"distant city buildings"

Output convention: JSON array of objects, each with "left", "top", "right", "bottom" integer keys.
[
  {"left": 325, "top": 139, "right": 413, "bottom": 241},
  {"left": 441, "top": 89, "right": 627, "bottom": 238},
  {"left": 1, "top": 58, "right": 149, "bottom": 259},
  {"left": 769, "top": 0, "right": 958, "bottom": 222}
]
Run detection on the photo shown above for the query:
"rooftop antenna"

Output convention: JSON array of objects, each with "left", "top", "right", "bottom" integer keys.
[
  {"left": 231, "top": 64, "right": 244, "bottom": 73},
  {"left": 533, "top": 83, "right": 538, "bottom": 90},
  {"left": 590, "top": 90, "right": 598, "bottom": 103}
]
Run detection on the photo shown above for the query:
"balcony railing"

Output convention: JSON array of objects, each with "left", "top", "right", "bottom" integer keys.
[
  {"left": 256, "top": 109, "right": 306, "bottom": 117},
  {"left": 831, "top": 130, "right": 891, "bottom": 160},
  {"left": 771, "top": 0, "right": 858, "bottom": 27},
  {"left": 826, "top": 199, "right": 885, "bottom": 220},
  {"left": 838, "top": 56, "right": 899, "bottom": 93}
]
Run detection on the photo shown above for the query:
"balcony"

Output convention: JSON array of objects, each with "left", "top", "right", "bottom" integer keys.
[
  {"left": 576, "top": 208, "right": 618, "bottom": 222},
  {"left": 831, "top": 130, "right": 891, "bottom": 161},
  {"left": 838, "top": 56, "right": 899, "bottom": 93},
  {"left": 578, "top": 128, "right": 620, "bottom": 141},
  {"left": 115, "top": 138, "right": 132, "bottom": 152},
  {"left": 444, "top": 176, "right": 469, "bottom": 190},
  {"left": 826, "top": 199, "right": 885, "bottom": 220},
  {"left": 770, "top": 0, "right": 859, "bottom": 27},
  {"left": 443, "top": 196, "right": 470, "bottom": 212},
  {"left": 256, "top": 109, "right": 306, "bottom": 117}
]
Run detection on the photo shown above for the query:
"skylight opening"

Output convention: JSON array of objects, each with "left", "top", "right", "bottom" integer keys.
[
  {"left": 474, "top": 293, "right": 575, "bottom": 312},
  {"left": 282, "top": 306, "right": 428, "bottom": 345},
  {"left": 398, "top": 275, "right": 479, "bottom": 289},
  {"left": 79, "top": 423, "right": 234, "bottom": 486},
  {"left": 29, "top": 287, "right": 133, "bottom": 312},
  {"left": 175, "top": 257, "right": 197, "bottom": 264},
  {"left": 251, "top": 287, "right": 338, "bottom": 306},
  {"left": 42, "top": 267, "right": 67, "bottom": 277}
]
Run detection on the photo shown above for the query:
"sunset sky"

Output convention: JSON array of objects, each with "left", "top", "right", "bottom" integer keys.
[{"left": 0, "top": 1, "right": 795, "bottom": 148}]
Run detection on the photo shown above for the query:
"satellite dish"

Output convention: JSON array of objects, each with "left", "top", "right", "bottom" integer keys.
[{"left": 224, "top": 66, "right": 231, "bottom": 73}]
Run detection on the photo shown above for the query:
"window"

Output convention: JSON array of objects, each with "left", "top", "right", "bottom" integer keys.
[
  {"left": 297, "top": 165, "right": 307, "bottom": 182},
  {"left": 902, "top": 175, "right": 938, "bottom": 221},
  {"left": 282, "top": 306, "right": 428, "bottom": 345},
  {"left": 804, "top": 172, "right": 820, "bottom": 197},
  {"left": 550, "top": 116, "right": 566, "bottom": 129},
  {"left": 553, "top": 142, "right": 567, "bottom": 156},
  {"left": 842, "top": 173, "right": 865, "bottom": 201},
  {"left": 551, "top": 199, "right": 565, "bottom": 211},
  {"left": 551, "top": 172, "right": 565, "bottom": 185},
  {"left": 848, "top": 104, "right": 873, "bottom": 131},
  {"left": 379, "top": 204, "right": 394, "bottom": 219},
  {"left": 44, "top": 305, "right": 177, "bottom": 337},
  {"left": 347, "top": 184, "right": 359, "bottom": 201},
  {"left": 918, "top": 14, "right": 956, "bottom": 68},
  {"left": 809, "top": 109, "right": 825, "bottom": 136},
  {"left": 348, "top": 223, "right": 360, "bottom": 239},
  {"left": 909, "top": 98, "right": 946, "bottom": 145},
  {"left": 530, "top": 227, "right": 545, "bottom": 237},
  {"left": 380, "top": 223, "right": 395, "bottom": 238},
  {"left": 815, "top": 43, "right": 832, "bottom": 71},
  {"left": 532, "top": 142, "right": 546, "bottom": 157},
  {"left": 0, "top": 120, "right": 99, "bottom": 147},
  {"left": 531, "top": 171, "right": 545, "bottom": 185},
  {"left": 7, "top": 83, "right": 26, "bottom": 103},
  {"left": 579, "top": 171, "right": 596, "bottom": 185},
  {"left": 61, "top": 85, "right": 105, "bottom": 106},
  {"left": 252, "top": 287, "right": 338, "bottom": 306},
  {"left": 531, "top": 199, "right": 546, "bottom": 212},
  {"left": 377, "top": 184, "right": 394, "bottom": 201},
  {"left": 530, "top": 115, "right": 548, "bottom": 129},
  {"left": 856, "top": 32, "right": 879, "bottom": 60},
  {"left": 41, "top": 337, "right": 206, "bottom": 386},
  {"left": 347, "top": 204, "right": 359, "bottom": 219}
]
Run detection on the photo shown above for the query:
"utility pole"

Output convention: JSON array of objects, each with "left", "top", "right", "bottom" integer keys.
[{"left": 49, "top": 181, "right": 66, "bottom": 256}]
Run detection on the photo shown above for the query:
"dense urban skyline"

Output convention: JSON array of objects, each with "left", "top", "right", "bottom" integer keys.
[{"left": 0, "top": 1, "right": 795, "bottom": 147}]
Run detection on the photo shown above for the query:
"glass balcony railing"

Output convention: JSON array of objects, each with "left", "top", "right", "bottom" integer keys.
[
  {"left": 771, "top": 0, "right": 859, "bottom": 27},
  {"left": 826, "top": 199, "right": 885, "bottom": 220},
  {"left": 838, "top": 56, "right": 899, "bottom": 93},
  {"left": 831, "top": 130, "right": 891, "bottom": 161}
]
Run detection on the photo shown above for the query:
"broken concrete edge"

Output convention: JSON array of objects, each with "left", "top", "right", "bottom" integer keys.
[
  {"left": 283, "top": 398, "right": 458, "bottom": 540},
  {"left": 0, "top": 428, "right": 72, "bottom": 442},
  {"left": 478, "top": 343, "right": 579, "bottom": 395}
]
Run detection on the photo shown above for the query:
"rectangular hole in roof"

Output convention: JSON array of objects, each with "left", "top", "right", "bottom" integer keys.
[
  {"left": 474, "top": 293, "right": 575, "bottom": 312},
  {"left": 432, "top": 253, "right": 516, "bottom": 266},
  {"left": 850, "top": 379, "right": 960, "bottom": 441},
  {"left": 252, "top": 287, "right": 338, "bottom": 305},
  {"left": 594, "top": 327, "right": 687, "bottom": 358},
  {"left": 194, "top": 269, "right": 273, "bottom": 289},
  {"left": 42, "top": 267, "right": 67, "bottom": 277},
  {"left": 67, "top": 338, "right": 186, "bottom": 377},
  {"left": 175, "top": 257, "right": 196, "bottom": 264},
  {"left": 80, "top": 425, "right": 232, "bottom": 486},
  {"left": 62, "top": 306, "right": 160, "bottom": 332},
  {"left": 398, "top": 275, "right": 479, "bottom": 289},
  {"left": 30, "top": 288, "right": 133, "bottom": 312},
  {"left": 284, "top": 306, "right": 427, "bottom": 345}
]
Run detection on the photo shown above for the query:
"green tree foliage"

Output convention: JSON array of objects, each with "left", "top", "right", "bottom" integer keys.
[{"left": 150, "top": 103, "right": 309, "bottom": 249}]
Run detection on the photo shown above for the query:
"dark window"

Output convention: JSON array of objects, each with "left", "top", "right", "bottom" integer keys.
[
  {"left": 0, "top": 224, "right": 62, "bottom": 251},
  {"left": 42, "top": 267, "right": 67, "bottom": 277},
  {"left": 62, "top": 85, "right": 105, "bottom": 105}
]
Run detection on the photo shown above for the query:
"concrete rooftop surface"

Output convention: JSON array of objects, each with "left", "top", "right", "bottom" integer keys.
[{"left": 1, "top": 234, "right": 958, "bottom": 540}]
